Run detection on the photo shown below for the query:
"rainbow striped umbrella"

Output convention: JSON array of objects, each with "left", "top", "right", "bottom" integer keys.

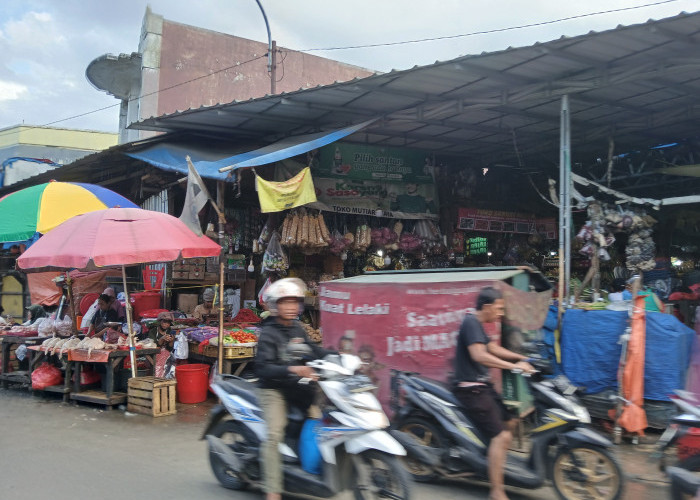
[{"left": 0, "top": 181, "right": 139, "bottom": 243}]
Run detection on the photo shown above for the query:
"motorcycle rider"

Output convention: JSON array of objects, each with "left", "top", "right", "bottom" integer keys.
[
  {"left": 254, "top": 278, "right": 334, "bottom": 500},
  {"left": 452, "top": 286, "right": 534, "bottom": 500}
]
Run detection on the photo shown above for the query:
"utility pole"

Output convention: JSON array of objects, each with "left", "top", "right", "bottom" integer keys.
[{"left": 254, "top": 0, "right": 276, "bottom": 95}]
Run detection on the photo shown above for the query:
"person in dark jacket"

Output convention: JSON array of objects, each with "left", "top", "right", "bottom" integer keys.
[{"left": 254, "top": 278, "right": 332, "bottom": 500}]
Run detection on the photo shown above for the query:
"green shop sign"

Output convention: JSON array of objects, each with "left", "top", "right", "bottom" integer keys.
[{"left": 314, "top": 143, "right": 434, "bottom": 184}]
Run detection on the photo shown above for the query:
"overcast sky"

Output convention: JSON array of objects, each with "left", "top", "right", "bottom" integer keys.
[{"left": 0, "top": 0, "right": 697, "bottom": 133}]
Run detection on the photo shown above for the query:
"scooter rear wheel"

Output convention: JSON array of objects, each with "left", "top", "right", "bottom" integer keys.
[
  {"left": 552, "top": 444, "right": 623, "bottom": 500},
  {"left": 353, "top": 450, "right": 412, "bottom": 500},
  {"left": 397, "top": 417, "right": 444, "bottom": 482},
  {"left": 208, "top": 419, "right": 255, "bottom": 490}
]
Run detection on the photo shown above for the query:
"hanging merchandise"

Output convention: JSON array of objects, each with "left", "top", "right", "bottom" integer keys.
[
  {"left": 256, "top": 167, "right": 317, "bottom": 213},
  {"left": 261, "top": 231, "right": 289, "bottom": 274},
  {"left": 279, "top": 209, "right": 330, "bottom": 253}
]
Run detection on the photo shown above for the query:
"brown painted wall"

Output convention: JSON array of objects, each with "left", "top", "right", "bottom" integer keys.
[{"left": 156, "top": 20, "right": 374, "bottom": 116}]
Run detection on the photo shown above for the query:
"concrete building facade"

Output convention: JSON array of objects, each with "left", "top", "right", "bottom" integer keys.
[{"left": 86, "top": 7, "right": 375, "bottom": 144}]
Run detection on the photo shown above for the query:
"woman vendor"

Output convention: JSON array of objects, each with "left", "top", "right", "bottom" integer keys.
[
  {"left": 148, "top": 311, "right": 175, "bottom": 351},
  {"left": 24, "top": 304, "right": 48, "bottom": 325},
  {"left": 87, "top": 294, "right": 119, "bottom": 337},
  {"left": 193, "top": 288, "right": 216, "bottom": 321}
]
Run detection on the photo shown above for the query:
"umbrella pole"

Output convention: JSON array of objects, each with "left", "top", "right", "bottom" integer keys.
[{"left": 122, "top": 265, "right": 137, "bottom": 378}]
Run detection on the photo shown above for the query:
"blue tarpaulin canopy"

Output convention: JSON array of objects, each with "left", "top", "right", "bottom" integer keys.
[
  {"left": 561, "top": 309, "right": 695, "bottom": 401},
  {"left": 126, "top": 118, "right": 377, "bottom": 180}
]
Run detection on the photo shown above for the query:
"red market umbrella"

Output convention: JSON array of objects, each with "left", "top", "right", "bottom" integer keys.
[
  {"left": 17, "top": 208, "right": 221, "bottom": 375},
  {"left": 617, "top": 295, "right": 649, "bottom": 435}
]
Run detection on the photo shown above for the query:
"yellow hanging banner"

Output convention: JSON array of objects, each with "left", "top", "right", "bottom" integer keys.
[{"left": 256, "top": 167, "right": 318, "bottom": 213}]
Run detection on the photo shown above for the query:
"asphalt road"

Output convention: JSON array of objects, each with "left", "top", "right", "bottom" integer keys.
[{"left": 0, "top": 388, "right": 668, "bottom": 500}]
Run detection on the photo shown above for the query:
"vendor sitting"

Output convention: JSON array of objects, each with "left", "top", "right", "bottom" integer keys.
[
  {"left": 148, "top": 311, "right": 175, "bottom": 351},
  {"left": 193, "top": 288, "right": 216, "bottom": 322},
  {"left": 102, "top": 287, "right": 126, "bottom": 322},
  {"left": 87, "top": 294, "right": 120, "bottom": 337}
]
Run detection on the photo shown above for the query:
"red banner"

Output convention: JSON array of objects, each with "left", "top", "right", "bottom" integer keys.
[{"left": 320, "top": 280, "right": 504, "bottom": 412}]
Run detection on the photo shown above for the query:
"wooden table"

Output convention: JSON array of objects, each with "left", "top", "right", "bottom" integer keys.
[
  {"left": 69, "top": 347, "right": 160, "bottom": 409},
  {"left": 0, "top": 336, "right": 43, "bottom": 389}
]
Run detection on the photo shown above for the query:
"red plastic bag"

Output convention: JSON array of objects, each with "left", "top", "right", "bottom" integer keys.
[
  {"left": 31, "top": 363, "right": 63, "bottom": 390},
  {"left": 72, "top": 364, "right": 101, "bottom": 386}
]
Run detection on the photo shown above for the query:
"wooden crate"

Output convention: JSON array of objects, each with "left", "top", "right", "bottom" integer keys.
[
  {"left": 203, "top": 344, "right": 256, "bottom": 360},
  {"left": 127, "top": 376, "right": 177, "bottom": 417}
]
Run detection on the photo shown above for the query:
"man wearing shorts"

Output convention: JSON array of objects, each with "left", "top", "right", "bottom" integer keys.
[{"left": 452, "top": 287, "right": 534, "bottom": 500}]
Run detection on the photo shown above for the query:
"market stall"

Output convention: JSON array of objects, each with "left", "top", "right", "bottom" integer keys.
[{"left": 16, "top": 207, "right": 222, "bottom": 406}]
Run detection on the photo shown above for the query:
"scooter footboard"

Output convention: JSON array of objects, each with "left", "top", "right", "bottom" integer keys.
[
  {"left": 345, "top": 430, "right": 407, "bottom": 457},
  {"left": 560, "top": 427, "right": 613, "bottom": 449}
]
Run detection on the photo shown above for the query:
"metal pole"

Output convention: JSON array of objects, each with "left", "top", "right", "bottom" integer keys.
[
  {"left": 271, "top": 40, "right": 277, "bottom": 95},
  {"left": 563, "top": 96, "right": 572, "bottom": 310},
  {"left": 254, "top": 0, "right": 275, "bottom": 94},
  {"left": 558, "top": 99, "right": 566, "bottom": 324},
  {"left": 216, "top": 181, "right": 226, "bottom": 375}
]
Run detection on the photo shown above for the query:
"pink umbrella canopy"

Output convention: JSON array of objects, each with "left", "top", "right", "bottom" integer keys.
[{"left": 17, "top": 207, "right": 221, "bottom": 271}]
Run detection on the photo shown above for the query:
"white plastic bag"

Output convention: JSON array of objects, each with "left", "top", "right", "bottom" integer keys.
[
  {"left": 173, "top": 332, "right": 189, "bottom": 360},
  {"left": 81, "top": 300, "right": 99, "bottom": 328}
]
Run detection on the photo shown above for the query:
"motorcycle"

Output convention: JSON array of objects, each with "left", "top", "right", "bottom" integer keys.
[
  {"left": 653, "top": 390, "right": 700, "bottom": 499},
  {"left": 202, "top": 353, "right": 412, "bottom": 499},
  {"left": 389, "top": 359, "right": 624, "bottom": 500}
]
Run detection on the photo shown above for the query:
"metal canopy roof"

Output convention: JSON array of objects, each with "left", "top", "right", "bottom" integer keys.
[{"left": 133, "top": 11, "right": 700, "bottom": 175}]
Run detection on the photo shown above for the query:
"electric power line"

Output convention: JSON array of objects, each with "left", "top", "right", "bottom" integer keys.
[
  {"left": 0, "top": 54, "right": 267, "bottom": 140},
  {"left": 300, "top": 0, "right": 682, "bottom": 52}
]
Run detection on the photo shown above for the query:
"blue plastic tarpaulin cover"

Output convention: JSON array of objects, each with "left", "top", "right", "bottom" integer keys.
[
  {"left": 561, "top": 309, "right": 695, "bottom": 401},
  {"left": 126, "top": 118, "right": 377, "bottom": 181}
]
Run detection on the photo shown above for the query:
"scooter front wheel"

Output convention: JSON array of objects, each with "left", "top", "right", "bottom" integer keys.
[
  {"left": 396, "top": 417, "right": 444, "bottom": 482},
  {"left": 208, "top": 419, "right": 255, "bottom": 490},
  {"left": 353, "top": 450, "right": 412, "bottom": 500},
  {"left": 552, "top": 444, "right": 624, "bottom": 500}
]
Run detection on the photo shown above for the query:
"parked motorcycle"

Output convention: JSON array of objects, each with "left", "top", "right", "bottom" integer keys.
[
  {"left": 202, "top": 353, "right": 411, "bottom": 499},
  {"left": 389, "top": 361, "right": 624, "bottom": 500},
  {"left": 653, "top": 390, "right": 700, "bottom": 498},
  {"left": 655, "top": 390, "right": 700, "bottom": 471}
]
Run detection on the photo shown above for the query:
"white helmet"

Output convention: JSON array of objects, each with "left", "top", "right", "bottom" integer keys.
[{"left": 263, "top": 278, "right": 306, "bottom": 315}]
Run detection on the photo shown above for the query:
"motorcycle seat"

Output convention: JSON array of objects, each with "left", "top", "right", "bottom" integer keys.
[
  {"left": 411, "top": 376, "right": 463, "bottom": 407},
  {"left": 219, "top": 377, "right": 260, "bottom": 406}
]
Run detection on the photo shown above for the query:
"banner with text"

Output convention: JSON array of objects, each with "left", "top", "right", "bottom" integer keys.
[
  {"left": 309, "top": 177, "right": 439, "bottom": 220},
  {"left": 315, "top": 143, "right": 435, "bottom": 184},
  {"left": 458, "top": 207, "right": 557, "bottom": 239},
  {"left": 320, "top": 280, "right": 502, "bottom": 413}
]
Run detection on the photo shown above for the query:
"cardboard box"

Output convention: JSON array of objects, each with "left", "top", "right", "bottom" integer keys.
[
  {"left": 191, "top": 258, "right": 206, "bottom": 266},
  {"left": 172, "top": 271, "right": 189, "bottom": 280},
  {"left": 177, "top": 294, "right": 199, "bottom": 314},
  {"left": 172, "top": 263, "right": 189, "bottom": 272},
  {"left": 188, "top": 271, "right": 203, "bottom": 280}
]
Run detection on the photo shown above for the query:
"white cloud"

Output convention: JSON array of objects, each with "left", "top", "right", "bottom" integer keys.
[{"left": 0, "top": 80, "right": 28, "bottom": 101}]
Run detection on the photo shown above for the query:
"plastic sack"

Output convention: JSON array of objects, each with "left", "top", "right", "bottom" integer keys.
[
  {"left": 299, "top": 419, "right": 323, "bottom": 474},
  {"left": 31, "top": 363, "right": 63, "bottom": 390},
  {"left": 163, "top": 353, "right": 176, "bottom": 379},
  {"left": 38, "top": 318, "right": 55, "bottom": 337},
  {"left": 258, "top": 277, "right": 272, "bottom": 307},
  {"left": 173, "top": 332, "right": 189, "bottom": 360},
  {"left": 262, "top": 231, "right": 288, "bottom": 274},
  {"left": 55, "top": 315, "right": 73, "bottom": 337},
  {"left": 15, "top": 344, "right": 27, "bottom": 362}
]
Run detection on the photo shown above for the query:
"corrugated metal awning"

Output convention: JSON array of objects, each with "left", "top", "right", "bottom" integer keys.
[{"left": 132, "top": 12, "right": 700, "bottom": 180}]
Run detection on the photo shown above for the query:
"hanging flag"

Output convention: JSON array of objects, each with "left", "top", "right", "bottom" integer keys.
[
  {"left": 256, "top": 167, "right": 317, "bottom": 213},
  {"left": 180, "top": 156, "right": 215, "bottom": 235}
]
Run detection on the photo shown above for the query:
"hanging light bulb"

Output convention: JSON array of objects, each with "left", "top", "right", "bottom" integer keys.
[
  {"left": 340, "top": 252, "right": 348, "bottom": 261},
  {"left": 384, "top": 255, "right": 392, "bottom": 266},
  {"left": 247, "top": 256, "right": 254, "bottom": 273}
]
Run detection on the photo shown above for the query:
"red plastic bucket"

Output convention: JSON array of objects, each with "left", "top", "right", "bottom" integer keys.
[
  {"left": 175, "top": 363, "right": 210, "bottom": 404},
  {"left": 130, "top": 291, "right": 161, "bottom": 320}
]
